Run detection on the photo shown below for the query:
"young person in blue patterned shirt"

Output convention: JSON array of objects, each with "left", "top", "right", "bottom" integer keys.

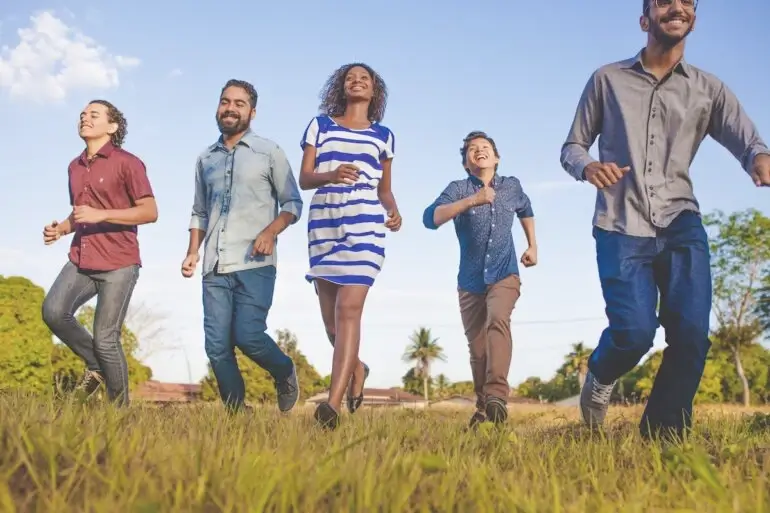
[{"left": 423, "top": 131, "right": 538, "bottom": 428}]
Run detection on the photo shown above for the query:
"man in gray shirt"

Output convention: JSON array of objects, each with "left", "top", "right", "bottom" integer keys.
[
  {"left": 181, "top": 79, "right": 304, "bottom": 414},
  {"left": 561, "top": 0, "right": 770, "bottom": 440}
]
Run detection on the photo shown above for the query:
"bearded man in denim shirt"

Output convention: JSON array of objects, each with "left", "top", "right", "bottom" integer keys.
[
  {"left": 423, "top": 131, "right": 538, "bottom": 428},
  {"left": 181, "top": 79, "right": 304, "bottom": 413}
]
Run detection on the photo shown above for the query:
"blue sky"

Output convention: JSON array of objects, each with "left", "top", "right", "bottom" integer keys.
[{"left": 1, "top": 1, "right": 768, "bottom": 388}]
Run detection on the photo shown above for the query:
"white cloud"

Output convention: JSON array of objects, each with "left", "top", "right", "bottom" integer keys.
[
  {"left": 168, "top": 68, "right": 182, "bottom": 78},
  {"left": 0, "top": 11, "right": 140, "bottom": 102}
]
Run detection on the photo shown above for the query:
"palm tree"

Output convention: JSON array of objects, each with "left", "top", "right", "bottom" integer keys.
[
  {"left": 434, "top": 374, "right": 451, "bottom": 399},
  {"left": 402, "top": 327, "right": 447, "bottom": 401},
  {"left": 562, "top": 342, "right": 592, "bottom": 388}
]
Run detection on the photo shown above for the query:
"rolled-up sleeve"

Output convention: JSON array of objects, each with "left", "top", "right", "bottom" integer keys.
[
  {"left": 560, "top": 71, "right": 603, "bottom": 181},
  {"left": 708, "top": 80, "right": 770, "bottom": 175},
  {"left": 270, "top": 145, "right": 303, "bottom": 223},
  {"left": 189, "top": 158, "right": 208, "bottom": 231},
  {"left": 514, "top": 179, "right": 534, "bottom": 218},
  {"left": 423, "top": 181, "right": 461, "bottom": 230}
]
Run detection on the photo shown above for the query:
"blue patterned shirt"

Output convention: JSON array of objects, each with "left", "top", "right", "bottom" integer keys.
[
  {"left": 189, "top": 130, "right": 303, "bottom": 276},
  {"left": 422, "top": 174, "right": 534, "bottom": 294}
]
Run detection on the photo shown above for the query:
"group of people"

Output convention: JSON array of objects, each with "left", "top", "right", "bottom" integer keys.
[{"left": 41, "top": 0, "right": 769, "bottom": 439}]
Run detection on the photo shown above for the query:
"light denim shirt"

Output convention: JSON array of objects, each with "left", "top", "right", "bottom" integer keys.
[{"left": 189, "top": 130, "right": 303, "bottom": 276}]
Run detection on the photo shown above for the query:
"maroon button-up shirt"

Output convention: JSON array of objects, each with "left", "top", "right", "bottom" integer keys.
[{"left": 67, "top": 142, "right": 155, "bottom": 272}]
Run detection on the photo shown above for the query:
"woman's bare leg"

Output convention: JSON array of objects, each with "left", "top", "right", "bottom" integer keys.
[
  {"left": 326, "top": 284, "right": 369, "bottom": 411},
  {"left": 316, "top": 279, "right": 366, "bottom": 408}
]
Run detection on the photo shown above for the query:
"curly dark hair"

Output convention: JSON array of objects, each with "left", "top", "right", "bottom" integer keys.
[
  {"left": 220, "top": 79, "right": 258, "bottom": 109},
  {"left": 88, "top": 99, "right": 127, "bottom": 147},
  {"left": 318, "top": 62, "right": 388, "bottom": 122},
  {"left": 460, "top": 131, "right": 500, "bottom": 172}
]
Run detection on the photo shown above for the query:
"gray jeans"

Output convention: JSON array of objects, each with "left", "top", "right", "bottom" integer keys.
[{"left": 42, "top": 260, "right": 139, "bottom": 406}]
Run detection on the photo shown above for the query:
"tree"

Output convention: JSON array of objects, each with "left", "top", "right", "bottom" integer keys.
[
  {"left": 446, "top": 380, "right": 474, "bottom": 397},
  {"left": 561, "top": 342, "right": 592, "bottom": 388},
  {"left": 704, "top": 209, "right": 770, "bottom": 406},
  {"left": 757, "top": 271, "right": 770, "bottom": 335},
  {"left": 401, "top": 367, "right": 426, "bottom": 398},
  {"left": 434, "top": 374, "right": 451, "bottom": 399},
  {"left": 199, "top": 329, "right": 326, "bottom": 404},
  {"left": 0, "top": 276, "right": 52, "bottom": 393},
  {"left": 402, "top": 327, "right": 446, "bottom": 401}
]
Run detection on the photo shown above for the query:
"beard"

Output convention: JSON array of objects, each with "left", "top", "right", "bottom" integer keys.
[
  {"left": 216, "top": 111, "right": 249, "bottom": 135},
  {"left": 649, "top": 18, "right": 693, "bottom": 47}
]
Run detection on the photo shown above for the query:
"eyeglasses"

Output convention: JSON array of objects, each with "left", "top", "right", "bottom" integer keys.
[{"left": 652, "top": 0, "right": 698, "bottom": 10}]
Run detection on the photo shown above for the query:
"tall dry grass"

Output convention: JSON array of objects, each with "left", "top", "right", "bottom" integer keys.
[{"left": 1, "top": 394, "right": 769, "bottom": 512}]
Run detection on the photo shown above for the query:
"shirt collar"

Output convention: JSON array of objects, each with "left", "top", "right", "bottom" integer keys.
[
  {"left": 625, "top": 48, "right": 691, "bottom": 78},
  {"left": 78, "top": 141, "right": 115, "bottom": 166},
  {"left": 468, "top": 172, "right": 500, "bottom": 187},
  {"left": 215, "top": 128, "right": 258, "bottom": 152}
]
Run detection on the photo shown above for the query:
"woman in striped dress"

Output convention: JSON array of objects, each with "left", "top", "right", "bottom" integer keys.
[{"left": 298, "top": 62, "right": 402, "bottom": 429}]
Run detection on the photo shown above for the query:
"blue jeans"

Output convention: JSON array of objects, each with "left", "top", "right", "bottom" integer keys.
[
  {"left": 590, "top": 211, "right": 712, "bottom": 436},
  {"left": 202, "top": 265, "right": 292, "bottom": 408}
]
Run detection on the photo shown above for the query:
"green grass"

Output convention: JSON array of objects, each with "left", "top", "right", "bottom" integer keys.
[{"left": 1, "top": 395, "right": 770, "bottom": 512}]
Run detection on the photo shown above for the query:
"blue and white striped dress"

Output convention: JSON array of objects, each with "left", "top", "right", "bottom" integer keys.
[{"left": 301, "top": 115, "right": 395, "bottom": 287}]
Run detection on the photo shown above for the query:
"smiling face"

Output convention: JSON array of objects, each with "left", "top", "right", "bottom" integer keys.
[
  {"left": 464, "top": 136, "right": 500, "bottom": 173},
  {"left": 642, "top": 0, "right": 697, "bottom": 47},
  {"left": 216, "top": 85, "right": 255, "bottom": 136},
  {"left": 78, "top": 102, "right": 117, "bottom": 143},
  {"left": 343, "top": 66, "right": 373, "bottom": 102}
]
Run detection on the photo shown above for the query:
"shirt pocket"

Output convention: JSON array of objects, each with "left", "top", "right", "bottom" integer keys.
[
  {"left": 499, "top": 202, "right": 517, "bottom": 225},
  {"left": 237, "top": 153, "right": 273, "bottom": 197}
]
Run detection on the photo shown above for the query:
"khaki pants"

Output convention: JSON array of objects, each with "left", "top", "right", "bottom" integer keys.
[{"left": 458, "top": 274, "right": 521, "bottom": 410}]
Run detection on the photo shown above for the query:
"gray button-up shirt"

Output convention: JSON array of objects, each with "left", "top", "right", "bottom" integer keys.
[
  {"left": 189, "top": 130, "right": 303, "bottom": 276},
  {"left": 560, "top": 50, "right": 769, "bottom": 237}
]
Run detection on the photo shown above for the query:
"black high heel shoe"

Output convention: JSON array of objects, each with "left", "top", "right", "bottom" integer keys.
[
  {"left": 314, "top": 401, "right": 340, "bottom": 430},
  {"left": 346, "top": 363, "right": 369, "bottom": 414}
]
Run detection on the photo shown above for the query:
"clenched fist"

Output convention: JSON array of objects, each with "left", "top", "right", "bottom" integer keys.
[
  {"left": 43, "top": 221, "right": 61, "bottom": 245},
  {"left": 473, "top": 183, "right": 495, "bottom": 206},
  {"left": 584, "top": 162, "right": 631, "bottom": 189}
]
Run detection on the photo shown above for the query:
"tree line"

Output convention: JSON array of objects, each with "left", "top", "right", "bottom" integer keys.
[{"left": 1, "top": 208, "right": 768, "bottom": 406}]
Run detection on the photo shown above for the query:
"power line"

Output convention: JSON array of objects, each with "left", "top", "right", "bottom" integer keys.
[
  {"left": 514, "top": 316, "right": 605, "bottom": 325},
  {"left": 359, "top": 316, "right": 606, "bottom": 328}
]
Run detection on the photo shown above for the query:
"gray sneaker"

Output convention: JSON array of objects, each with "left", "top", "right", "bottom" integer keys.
[
  {"left": 580, "top": 371, "right": 616, "bottom": 428},
  {"left": 75, "top": 369, "right": 104, "bottom": 400},
  {"left": 275, "top": 361, "right": 300, "bottom": 413}
]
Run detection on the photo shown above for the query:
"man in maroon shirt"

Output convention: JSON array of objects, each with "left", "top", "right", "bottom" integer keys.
[{"left": 41, "top": 99, "right": 158, "bottom": 406}]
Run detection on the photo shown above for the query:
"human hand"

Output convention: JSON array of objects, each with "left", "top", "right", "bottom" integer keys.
[
  {"left": 251, "top": 229, "right": 276, "bottom": 256},
  {"left": 43, "top": 220, "right": 61, "bottom": 245},
  {"left": 520, "top": 245, "right": 537, "bottom": 267},
  {"left": 73, "top": 205, "right": 107, "bottom": 224},
  {"left": 181, "top": 253, "right": 199, "bottom": 278},
  {"left": 331, "top": 164, "right": 360, "bottom": 185},
  {"left": 472, "top": 183, "right": 495, "bottom": 206},
  {"left": 385, "top": 208, "right": 402, "bottom": 232},
  {"left": 583, "top": 162, "right": 631, "bottom": 189},
  {"left": 750, "top": 154, "right": 770, "bottom": 187}
]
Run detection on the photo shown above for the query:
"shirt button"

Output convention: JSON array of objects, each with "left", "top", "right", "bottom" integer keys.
[{"left": 491, "top": 224, "right": 495, "bottom": 228}]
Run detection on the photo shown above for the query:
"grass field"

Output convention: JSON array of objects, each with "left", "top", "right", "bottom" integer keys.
[{"left": 1, "top": 395, "right": 769, "bottom": 512}]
